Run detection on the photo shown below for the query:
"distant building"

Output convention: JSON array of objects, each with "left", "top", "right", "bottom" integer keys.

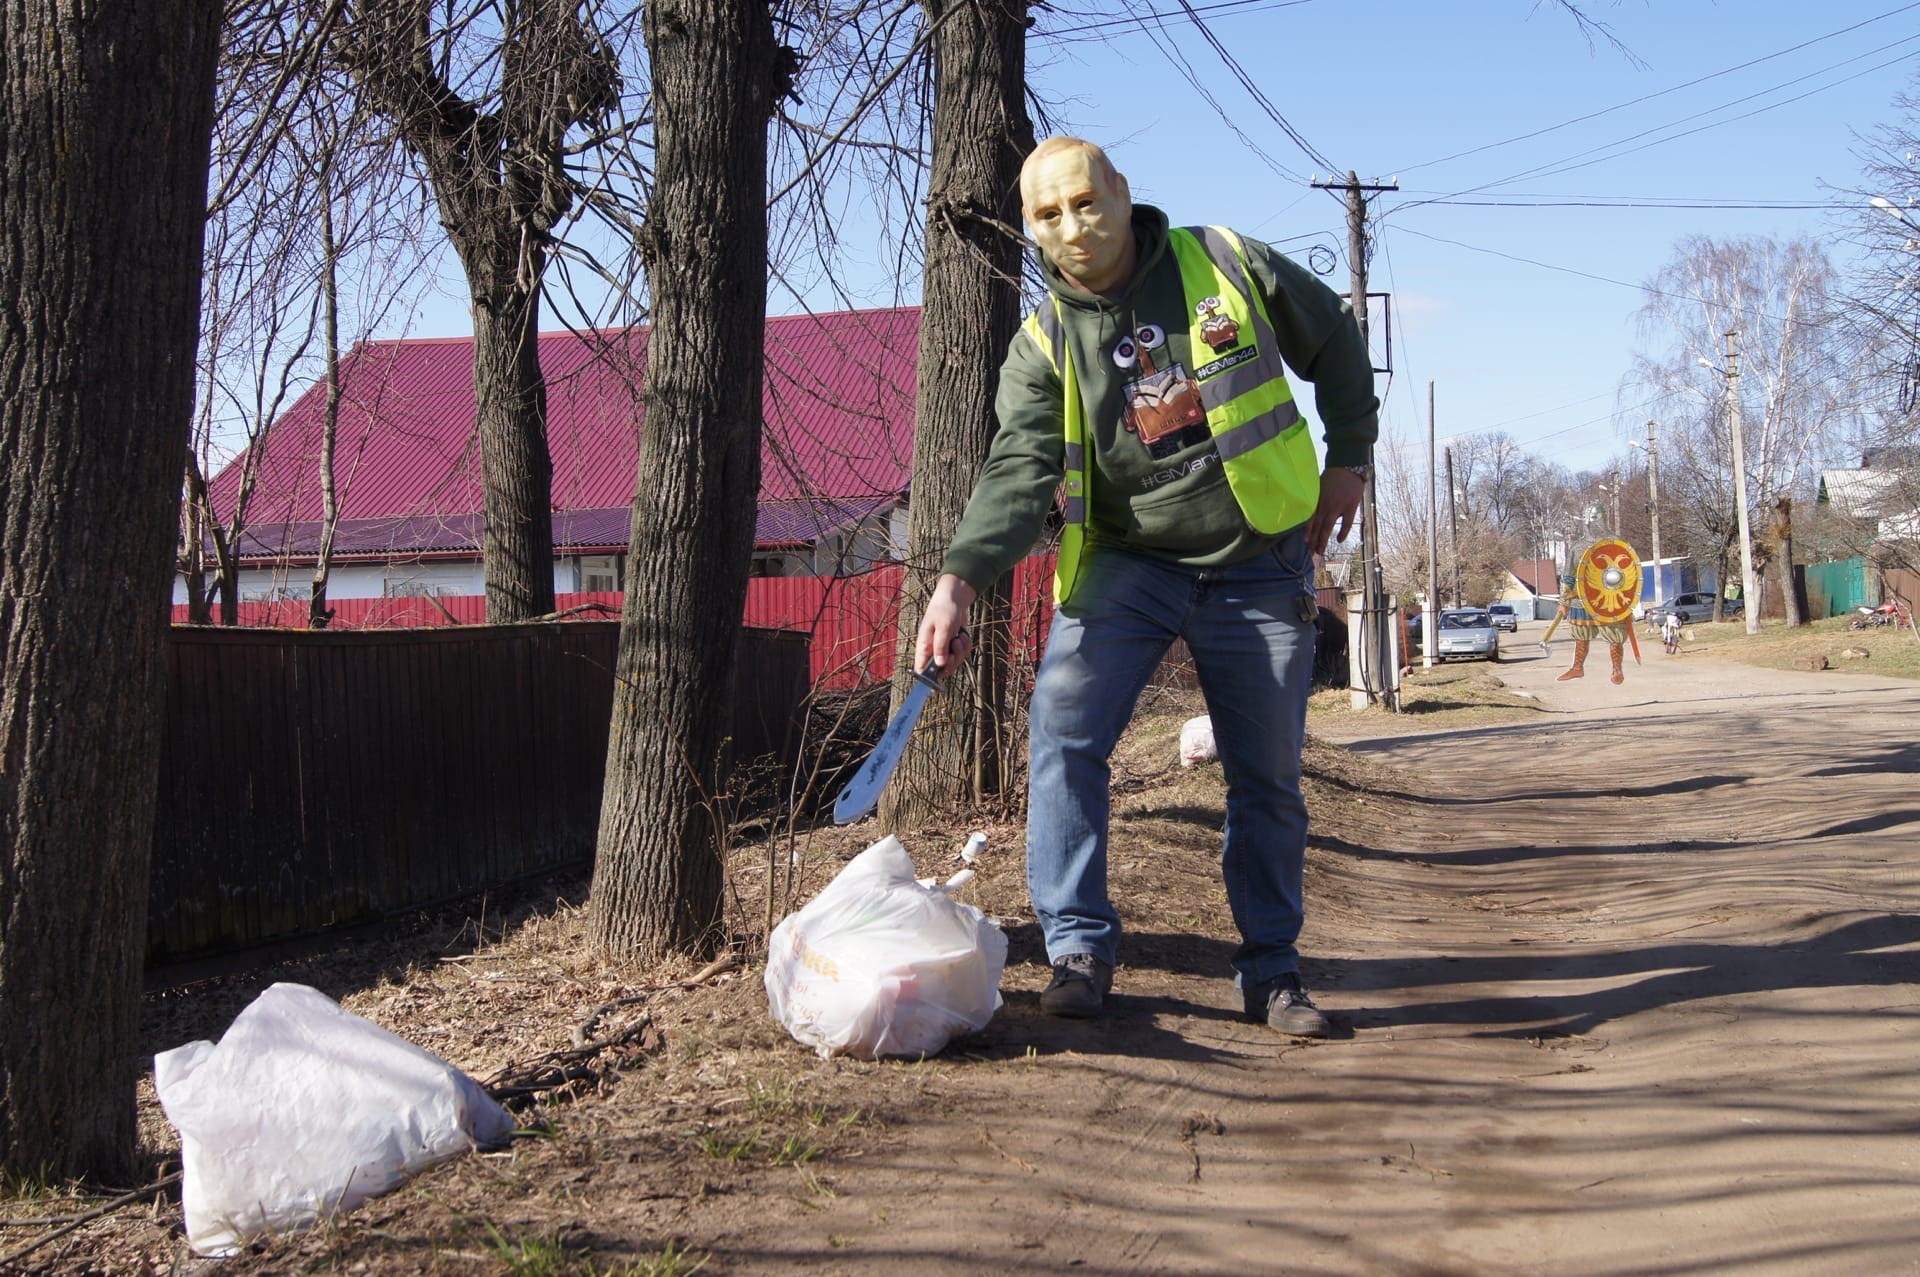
[
  {"left": 1817, "top": 449, "right": 1920, "bottom": 547},
  {"left": 183, "top": 308, "right": 921, "bottom": 604}
]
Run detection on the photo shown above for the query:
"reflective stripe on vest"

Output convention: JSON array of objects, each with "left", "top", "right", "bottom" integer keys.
[
  {"left": 1023, "top": 227, "right": 1321, "bottom": 605},
  {"left": 1169, "top": 226, "right": 1318, "bottom": 527},
  {"left": 1022, "top": 302, "right": 1090, "bottom": 602}
]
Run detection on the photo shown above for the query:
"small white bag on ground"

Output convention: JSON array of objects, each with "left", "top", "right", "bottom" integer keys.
[
  {"left": 1180, "top": 714, "right": 1217, "bottom": 766},
  {"left": 154, "top": 982, "right": 514, "bottom": 1257},
  {"left": 766, "top": 835, "right": 1006, "bottom": 1060}
]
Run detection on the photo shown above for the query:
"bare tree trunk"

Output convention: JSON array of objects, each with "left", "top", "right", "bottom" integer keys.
[
  {"left": 1, "top": 0, "right": 221, "bottom": 1182},
  {"left": 1773, "top": 496, "right": 1803, "bottom": 627},
  {"left": 878, "top": 0, "right": 1031, "bottom": 832},
  {"left": 473, "top": 291, "right": 556, "bottom": 619},
  {"left": 340, "top": 0, "right": 617, "bottom": 623},
  {"left": 590, "top": 0, "right": 776, "bottom": 959},
  {"left": 179, "top": 459, "right": 216, "bottom": 625}
]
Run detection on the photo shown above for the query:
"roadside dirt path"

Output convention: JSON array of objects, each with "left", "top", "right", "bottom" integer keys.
[
  {"left": 98, "top": 624, "right": 1920, "bottom": 1276},
  {"left": 702, "top": 626, "right": 1920, "bottom": 1275}
]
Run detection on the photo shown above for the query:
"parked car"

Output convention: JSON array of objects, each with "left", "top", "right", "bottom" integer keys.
[
  {"left": 1433, "top": 607, "right": 1500, "bottom": 661},
  {"left": 1486, "top": 602, "right": 1520, "bottom": 632},
  {"left": 1646, "top": 591, "right": 1741, "bottom": 625}
]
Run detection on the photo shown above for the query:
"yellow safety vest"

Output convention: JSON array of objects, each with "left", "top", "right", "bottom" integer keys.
[{"left": 1021, "top": 226, "right": 1321, "bottom": 604}]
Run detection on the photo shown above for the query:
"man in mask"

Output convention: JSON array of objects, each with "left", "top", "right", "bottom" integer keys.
[{"left": 914, "top": 136, "right": 1379, "bottom": 1037}]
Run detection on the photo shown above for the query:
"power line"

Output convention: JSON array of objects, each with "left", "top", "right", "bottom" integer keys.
[
  {"left": 1388, "top": 223, "right": 1647, "bottom": 293},
  {"left": 1403, "top": 196, "right": 1851, "bottom": 210},
  {"left": 1395, "top": 33, "right": 1920, "bottom": 215},
  {"left": 1125, "top": 10, "right": 1309, "bottom": 184},
  {"left": 1037, "top": 0, "right": 1313, "bottom": 44},
  {"left": 1389, "top": 1, "right": 1920, "bottom": 175},
  {"left": 1479, "top": 43, "right": 1920, "bottom": 194},
  {"left": 1171, "top": 0, "right": 1341, "bottom": 173}
]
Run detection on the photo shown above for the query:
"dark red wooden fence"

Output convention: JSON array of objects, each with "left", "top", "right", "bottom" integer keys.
[
  {"left": 174, "top": 556, "right": 1066, "bottom": 690},
  {"left": 149, "top": 621, "right": 807, "bottom": 964}
]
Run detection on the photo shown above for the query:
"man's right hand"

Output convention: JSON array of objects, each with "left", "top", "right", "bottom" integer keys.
[{"left": 915, "top": 573, "right": 978, "bottom": 673}]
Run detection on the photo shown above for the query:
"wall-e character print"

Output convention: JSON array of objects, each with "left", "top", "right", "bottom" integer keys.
[
  {"left": 1117, "top": 323, "right": 1211, "bottom": 460},
  {"left": 1196, "top": 295, "right": 1240, "bottom": 353}
]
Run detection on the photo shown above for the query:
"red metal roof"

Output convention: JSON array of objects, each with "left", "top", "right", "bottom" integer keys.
[
  {"left": 230, "top": 496, "right": 901, "bottom": 562},
  {"left": 209, "top": 308, "right": 921, "bottom": 528}
]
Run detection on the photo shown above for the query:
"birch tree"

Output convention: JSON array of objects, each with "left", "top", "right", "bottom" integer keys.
[{"left": 1631, "top": 235, "right": 1844, "bottom": 619}]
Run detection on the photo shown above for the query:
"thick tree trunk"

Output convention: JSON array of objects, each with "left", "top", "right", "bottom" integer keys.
[
  {"left": 473, "top": 289, "right": 556, "bottom": 621},
  {"left": 878, "top": 0, "right": 1031, "bottom": 832},
  {"left": 590, "top": 0, "right": 775, "bottom": 958},
  {"left": 0, "top": 0, "right": 220, "bottom": 1181},
  {"left": 1774, "top": 496, "right": 1803, "bottom": 627}
]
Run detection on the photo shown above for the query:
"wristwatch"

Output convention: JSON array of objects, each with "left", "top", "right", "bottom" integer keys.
[{"left": 1334, "top": 463, "right": 1374, "bottom": 481}]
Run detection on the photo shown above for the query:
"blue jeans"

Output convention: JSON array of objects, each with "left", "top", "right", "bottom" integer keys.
[{"left": 1026, "top": 529, "right": 1317, "bottom": 989}]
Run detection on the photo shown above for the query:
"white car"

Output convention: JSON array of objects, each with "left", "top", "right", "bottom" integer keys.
[{"left": 1434, "top": 608, "right": 1500, "bottom": 661}]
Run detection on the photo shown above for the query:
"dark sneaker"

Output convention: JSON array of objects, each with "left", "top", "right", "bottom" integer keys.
[
  {"left": 1245, "top": 973, "right": 1329, "bottom": 1038},
  {"left": 1039, "top": 953, "right": 1113, "bottom": 1018}
]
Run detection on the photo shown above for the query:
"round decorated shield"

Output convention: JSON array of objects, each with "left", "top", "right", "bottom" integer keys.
[{"left": 1576, "top": 538, "right": 1641, "bottom": 622}]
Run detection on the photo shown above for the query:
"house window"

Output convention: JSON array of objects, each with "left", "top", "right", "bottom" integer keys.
[
  {"left": 383, "top": 566, "right": 471, "bottom": 598},
  {"left": 242, "top": 583, "right": 313, "bottom": 603},
  {"left": 579, "top": 554, "right": 622, "bottom": 592}
]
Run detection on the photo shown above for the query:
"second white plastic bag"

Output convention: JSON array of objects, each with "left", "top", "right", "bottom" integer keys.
[
  {"left": 1179, "top": 714, "right": 1217, "bottom": 766},
  {"left": 154, "top": 982, "right": 515, "bottom": 1257},
  {"left": 765, "top": 835, "right": 1006, "bottom": 1059}
]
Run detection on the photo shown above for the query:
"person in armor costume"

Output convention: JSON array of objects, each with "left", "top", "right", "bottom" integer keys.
[
  {"left": 1551, "top": 538, "right": 1643, "bottom": 685},
  {"left": 909, "top": 136, "right": 1380, "bottom": 1038},
  {"left": 1553, "top": 577, "right": 1630, "bottom": 684}
]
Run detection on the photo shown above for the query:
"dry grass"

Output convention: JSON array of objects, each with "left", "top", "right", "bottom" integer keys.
[
  {"left": 1659, "top": 613, "right": 1920, "bottom": 679},
  {"left": 10, "top": 678, "right": 1436, "bottom": 1274},
  {"left": 1307, "top": 656, "right": 1548, "bottom": 733}
]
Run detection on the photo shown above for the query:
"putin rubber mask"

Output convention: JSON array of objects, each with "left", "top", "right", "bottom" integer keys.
[{"left": 1019, "top": 137, "right": 1137, "bottom": 295}]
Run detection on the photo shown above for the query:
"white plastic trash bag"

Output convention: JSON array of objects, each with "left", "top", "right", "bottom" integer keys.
[
  {"left": 1180, "top": 714, "right": 1217, "bottom": 766},
  {"left": 154, "top": 982, "right": 515, "bottom": 1257},
  {"left": 766, "top": 835, "right": 1007, "bottom": 1060}
]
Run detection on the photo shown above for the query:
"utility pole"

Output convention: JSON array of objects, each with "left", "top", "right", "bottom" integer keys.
[
  {"left": 1314, "top": 170, "right": 1399, "bottom": 707},
  {"left": 1608, "top": 469, "right": 1621, "bottom": 532},
  {"left": 1445, "top": 444, "right": 1461, "bottom": 605},
  {"left": 1425, "top": 380, "right": 1437, "bottom": 670},
  {"left": 1644, "top": 421, "right": 1662, "bottom": 605},
  {"left": 1726, "top": 330, "right": 1760, "bottom": 635}
]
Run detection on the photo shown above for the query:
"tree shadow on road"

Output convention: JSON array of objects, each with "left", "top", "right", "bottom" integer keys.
[{"left": 1336, "top": 911, "right": 1920, "bottom": 1039}]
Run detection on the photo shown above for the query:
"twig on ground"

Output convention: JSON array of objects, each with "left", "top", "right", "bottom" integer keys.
[
  {"left": 977, "top": 1126, "right": 1039, "bottom": 1174},
  {"left": 0, "top": 1172, "right": 180, "bottom": 1268},
  {"left": 1179, "top": 1111, "right": 1225, "bottom": 1182},
  {"left": 483, "top": 951, "right": 745, "bottom": 1108}
]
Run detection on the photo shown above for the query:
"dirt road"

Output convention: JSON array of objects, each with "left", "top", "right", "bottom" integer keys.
[
  {"left": 116, "top": 625, "right": 1919, "bottom": 1277},
  {"left": 713, "top": 627, "right": 1920, "bottom": 1276}
]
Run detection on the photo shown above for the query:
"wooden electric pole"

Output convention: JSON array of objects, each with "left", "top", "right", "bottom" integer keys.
[
  {"left": 1445, "top": 444, "right": 1461, "bottom": 606},
  {"left": 1314, "top": 170, "right": 1398, "bottom": 706}
]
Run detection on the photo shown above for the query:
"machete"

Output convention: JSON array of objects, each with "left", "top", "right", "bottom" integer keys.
[{"left": 831, "top": 665, "right": 945, "bottom": 824}]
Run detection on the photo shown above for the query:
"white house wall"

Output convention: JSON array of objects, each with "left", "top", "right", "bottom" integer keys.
[{"left": 173, "top": 557, "right": 579, "bottom": 604}]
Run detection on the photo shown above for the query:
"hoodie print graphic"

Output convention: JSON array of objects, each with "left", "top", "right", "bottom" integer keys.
[{"left": 1116, "top": 323, "right": 1210, "bottom": 460}]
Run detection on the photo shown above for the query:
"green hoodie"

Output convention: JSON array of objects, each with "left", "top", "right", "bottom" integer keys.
[{"left": 941, "top": 204, "right": 1379, "bottom": 593}]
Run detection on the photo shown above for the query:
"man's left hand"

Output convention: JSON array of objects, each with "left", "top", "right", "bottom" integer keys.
[{"left": 1306, "top": 466, "right": 1366, "bottom": 555}]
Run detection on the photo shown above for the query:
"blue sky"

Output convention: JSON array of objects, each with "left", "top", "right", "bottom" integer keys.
[
  {"left": 1017, "top": 0, "right": 1920, "bottom": 476},
  {"left": 394, "top": 1, "right": 1920, "bottom": 478}
]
